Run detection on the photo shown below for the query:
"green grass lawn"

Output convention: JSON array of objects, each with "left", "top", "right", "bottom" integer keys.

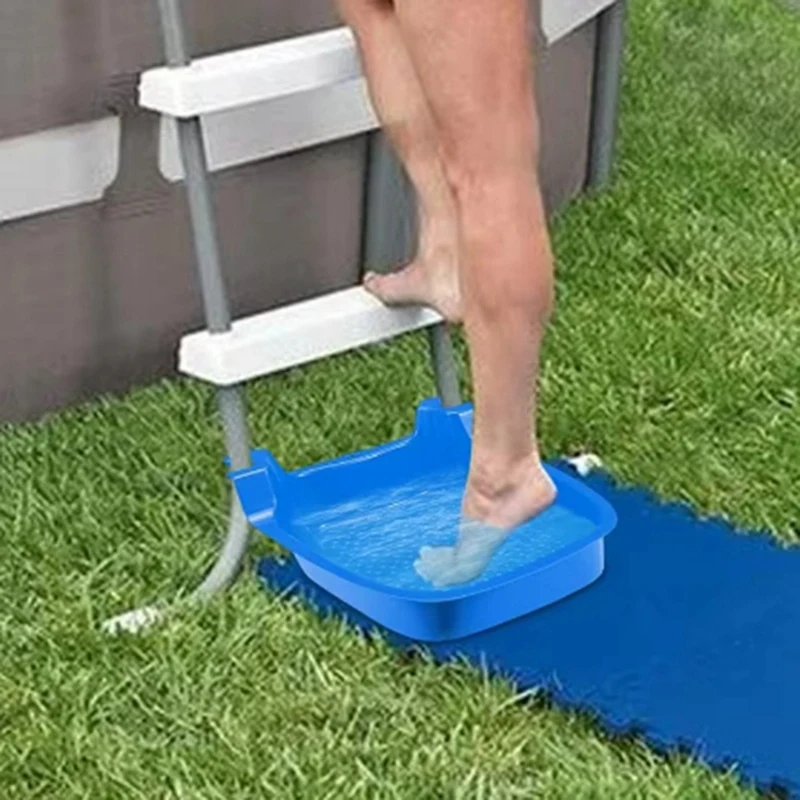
[{"left": 2, "top": 0, "right": 799, "bottom": 797}]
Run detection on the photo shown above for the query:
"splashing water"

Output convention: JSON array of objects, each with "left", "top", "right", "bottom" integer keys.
[{"left": 293, "top": 469, "right": 596, "bottom": 592}]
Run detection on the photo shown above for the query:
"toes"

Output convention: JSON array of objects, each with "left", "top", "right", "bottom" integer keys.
[
  {"left": 413, "top": 557, "right": 435, "bottom": 583},
  {"left": 365, "top": 263, "right": 428, "bottom": 304},
  {"left": 418, "top": 545, "right": 452, "bottom": 567},
  {"left": 363, "top": 271, "right": 380, "bottom": 291},
  {"left": 415, "top": 545, "right": 457, "bottom": 586},
  {"left": 363, "top": 272, "right": 394, "bottom": 301},
  {"left": 416, "top": 543, "right": 489, "bottom": 588}
]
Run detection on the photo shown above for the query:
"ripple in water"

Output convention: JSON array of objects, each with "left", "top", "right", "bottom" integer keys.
[{"left": 293, "top": 469, "right": 597, "bottom": 591}]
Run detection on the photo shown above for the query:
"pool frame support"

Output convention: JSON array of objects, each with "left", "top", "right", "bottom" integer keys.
[
  {"left": 102, "top": 0, "right": 625, "bottom": 633},
  {"left": 587, "top": 0, "right": 627, "bottom": 190},
  {"left": 156, "top": 0, "right": 255, "bottom": 602},
  {"left": 102, "top": 0, "right": 253, "bottom": 634}
]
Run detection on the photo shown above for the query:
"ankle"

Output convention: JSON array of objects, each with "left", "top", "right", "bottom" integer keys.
[
  {"left": 464, "top": 453, "right": 555, "bottom": 528},
  {"left": 466, "top": 452, "right": 538, "bottom": 503},
  {"left": 418, "top": 218, "right": 458, "bottom": 268},
  {"left": 420, "top": 240, "right": 458, "bottom": 276}
]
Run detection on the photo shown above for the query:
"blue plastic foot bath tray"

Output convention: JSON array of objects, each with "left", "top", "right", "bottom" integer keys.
[{"left": 232, "top": 399, "right": 617, "bottom": 641}]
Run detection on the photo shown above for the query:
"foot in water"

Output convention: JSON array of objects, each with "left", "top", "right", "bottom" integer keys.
[{"left": 415, "top": 457, "right": 556, "bottom": 588}]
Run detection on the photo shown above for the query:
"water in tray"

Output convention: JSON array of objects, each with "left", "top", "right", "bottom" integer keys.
[{"left": 293, "top": 468, "right": 596, "bottom": 591}]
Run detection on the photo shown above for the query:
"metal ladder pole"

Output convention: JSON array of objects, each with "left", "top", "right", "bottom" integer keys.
[
  {"left": 157, "top": 0, "right": 253, "bottom": 597},
  {"left": 102, "top": 0, "right": 252, "bottom": 634},
  {"left": 587, "top": 0, "right": 628, "bottom": 190},
  {"left": 363, "top": 132, "right": 462, "bottom": 407}
]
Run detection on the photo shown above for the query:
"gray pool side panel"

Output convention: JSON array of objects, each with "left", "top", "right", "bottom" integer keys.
[{"left": 0, "top": 3, "right": 598, "bottom": 423}]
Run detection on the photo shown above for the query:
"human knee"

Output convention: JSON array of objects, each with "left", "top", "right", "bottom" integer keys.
[
  {"left": 436, "top": 80, "right": 540, "bottom": 190},
  {"left": 439, "top": 125, "right": 539, "bottom": 206}
]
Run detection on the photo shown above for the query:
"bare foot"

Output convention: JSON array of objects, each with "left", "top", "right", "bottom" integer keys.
[
  {"left": 363, "top": 234, "right": 462, "bottom": 323},
  {"left": 415, "top": 457, "right": 556, "bottom": 588}
]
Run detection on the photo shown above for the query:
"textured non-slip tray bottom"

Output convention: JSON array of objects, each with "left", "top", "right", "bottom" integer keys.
[
  {"left": 259, "top": 468, "right": 800, "bottom": 797},
  {"left": 292, "top": 465, "right": 597, "bottom": 593}
]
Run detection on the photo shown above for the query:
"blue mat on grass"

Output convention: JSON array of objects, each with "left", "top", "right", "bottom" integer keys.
[{"left": 258, "top": 467, "right": 800, "bottom": 796}]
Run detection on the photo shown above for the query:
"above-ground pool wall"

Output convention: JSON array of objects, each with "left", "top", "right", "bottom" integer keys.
[{"left": 0, "top": 1, "right": 599, "bottom": 424}]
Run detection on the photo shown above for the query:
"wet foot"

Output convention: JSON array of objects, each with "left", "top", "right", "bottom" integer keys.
[{"left": 415, "top": 458, "right": 556, "bottom": 588}]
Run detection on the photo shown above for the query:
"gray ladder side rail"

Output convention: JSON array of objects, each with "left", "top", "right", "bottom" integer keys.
[{"left": 587, "top": 0, "right": 627, "bottom": 190}]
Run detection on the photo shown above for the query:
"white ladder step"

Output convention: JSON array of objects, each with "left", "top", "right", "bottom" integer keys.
[
  {"left": 139, "top": 2, "right": 618, "bottom": 119},
  {"left": 140, "top": 27, "right": 360, "bottom": 118},
  {"left": 179, "top": 286, "right": 443, "bottom": 386}
]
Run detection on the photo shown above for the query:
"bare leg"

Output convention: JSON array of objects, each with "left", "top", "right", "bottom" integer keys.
[
  {"left": 335, "top": 0, "right": 462, "bottom": 321},
  {"left": 390, "top": 0, "right": 557, "bottom": 585}
]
